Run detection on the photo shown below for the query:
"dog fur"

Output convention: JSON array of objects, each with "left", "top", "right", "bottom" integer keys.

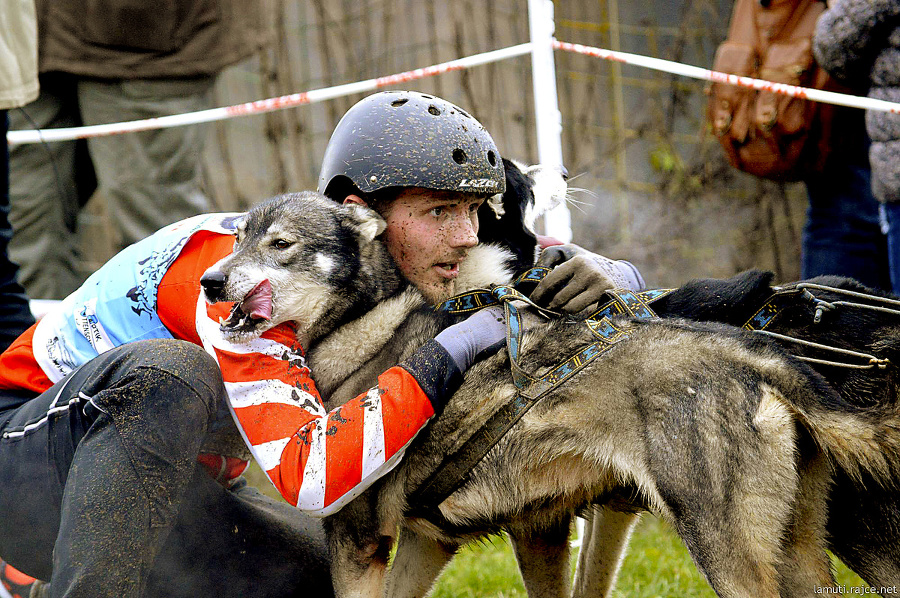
[
  {"left": 202, "top": 159, "right": 900, "bottom": 596},
  {"left": 478, "top": 158, "right": 567, "bottom": 274},
  {"left": 205, "top": 188, "right": 900, "bottom": 598},
  {"left": 646, "top": 270, "right": 900, "bottom": 589}
]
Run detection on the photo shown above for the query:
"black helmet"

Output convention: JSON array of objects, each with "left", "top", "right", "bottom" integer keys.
[{"left": 318, "top": 91, "right": 506, "bottom": 200}]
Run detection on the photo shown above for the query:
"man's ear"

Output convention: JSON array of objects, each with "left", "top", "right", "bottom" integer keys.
[
  {"left": 343, "top": 194, "right": 367, "bottom": 207},
  {"left": 343, "top": 202, "right": 386, "bottom": 244}
]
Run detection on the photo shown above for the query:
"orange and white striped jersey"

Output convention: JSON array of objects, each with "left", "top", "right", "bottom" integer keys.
[{"left": 0, "top": 214, "right": 452, "bottom": 516}]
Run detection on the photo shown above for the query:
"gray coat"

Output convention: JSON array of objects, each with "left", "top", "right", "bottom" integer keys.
[
  {"left": 0, "top": 0, "right": 38, "bottom": 109},
  {"left": 813, "top": 0, "right": 900, "bottom": 203},
  {"left": 34, "top": 0, "right": 275, "bottom": 80}
]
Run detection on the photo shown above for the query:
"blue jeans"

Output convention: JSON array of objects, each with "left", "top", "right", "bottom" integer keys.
[
  {"left": 802, "top": 160, "right": 891, "bottom": 292},
  {"left": 878, "top": 202, "right": 900, "bottom": 295}
]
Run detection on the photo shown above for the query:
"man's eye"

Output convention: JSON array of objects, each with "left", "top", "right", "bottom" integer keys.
[
  {"left": 272, "top": 239, "right": 293, "bottom": 250},
  {"left": 430, "top": 207, "right": 445, "bottom": 217}
]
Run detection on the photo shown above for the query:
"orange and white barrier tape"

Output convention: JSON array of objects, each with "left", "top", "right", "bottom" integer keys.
[
  {"left": 553, "top": 40, "right": 900, "bottom": 115},
  {"left": 6, "top": 43, "right": 533, "bottom": 146},
  {"left": 8, "top": 39, "right": 899, "bottom": 146}
]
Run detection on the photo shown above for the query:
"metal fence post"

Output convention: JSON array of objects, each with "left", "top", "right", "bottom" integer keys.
[{"left": 528, "top": 0, "right": 572, "bottom": 242}]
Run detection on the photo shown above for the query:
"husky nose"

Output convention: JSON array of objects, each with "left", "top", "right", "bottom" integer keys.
[
  {"left": 559, "top": 165, "right": 569, "bottom": 181},
  {"left": 200, "top": 271, "right": 227, "bottom": 302}
]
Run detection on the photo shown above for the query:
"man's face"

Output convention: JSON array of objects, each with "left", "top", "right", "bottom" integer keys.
[{"left": 347, "top": 188, "right": 484, "bottom": 303}]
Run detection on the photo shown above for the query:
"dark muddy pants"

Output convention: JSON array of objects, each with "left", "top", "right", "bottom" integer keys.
[{"left": 0, "top": 339, "right": 334, "bottom": 598}]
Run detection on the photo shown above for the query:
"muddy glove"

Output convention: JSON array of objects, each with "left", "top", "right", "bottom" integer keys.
[
  {"left": 531, "top": 244, "right": 645, "bottom": 313},
  {"left": 433, "top": 306, "right": 507, "bottom": 372}
]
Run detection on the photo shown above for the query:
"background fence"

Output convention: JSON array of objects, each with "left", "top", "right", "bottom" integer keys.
[{"left": 77, "top": 0, "right": 807, "bottom": 288}]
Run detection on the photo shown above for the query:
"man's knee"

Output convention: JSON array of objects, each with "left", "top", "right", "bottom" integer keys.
[
  {"left": 78, "top": 339, "right": 225, "bottom": 420},
  {"left": 135, "top": 339, "right": 223, "bottom": 396}
]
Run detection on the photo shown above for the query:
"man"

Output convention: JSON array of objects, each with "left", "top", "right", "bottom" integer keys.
[
  {"left": 8, "top": 0, "right": 274, "bottom": 300},
  {"left": 319, "top": 91, "right": 644, "bottom": 306},
  {"left": 0, "top": 2, "right": 41, "bottom": 595},
  {"left": 0, "top": 91, "right": 640, "bottom": 598},
  {"left": 0, "top": 0, "right": 38, "bottom": 354}
]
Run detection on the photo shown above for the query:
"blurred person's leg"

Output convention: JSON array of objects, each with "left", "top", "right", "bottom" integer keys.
[
  {"left": 802, "top": 162, "right": 890, "bottom": 290},
  {"left": 79, "top": 77, "right": 216, "bottom": 250},
  {"left": 0, "top": 111, "right": 35, "bottom": 350},
  {"left": 880, "top": 202, "right": 900, "bottom": 296},
  {"left": 7, "top": 75, "right": 90, "bottom": 300},
  {"left": 802, "top": 116, "right": 890, "bottom": 291}
]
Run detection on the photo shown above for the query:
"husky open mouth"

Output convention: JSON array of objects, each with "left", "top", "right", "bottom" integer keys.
[{"left": 220, "top": 279, "right": 273, "bottom": 333}]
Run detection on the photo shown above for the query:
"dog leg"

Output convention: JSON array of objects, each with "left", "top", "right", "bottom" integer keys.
[
  {"left": 828, "top": 469, "right": 900, "bottom": 590},
  {"left": 509, "top": 517, "right": 572, "bottom": 598},
  {"left": 325, "top": 506, "right": 393, "bottom": 598},
  {"left": 652, "top": 389, "right": 799, "bottom": 598},
  {"left": 572, "top": 507, "right": 641, "bottom": 598},
  {"left": 382, "top": 527, "right": 457, "bottom": 598},
  {"left": 778, "top": 450, "right": 837, "bottom": 597}
]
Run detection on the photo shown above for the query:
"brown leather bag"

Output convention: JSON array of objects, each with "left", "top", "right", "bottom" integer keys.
[{"left": 707, "top": 0, "right": 840, "bottom": 181}]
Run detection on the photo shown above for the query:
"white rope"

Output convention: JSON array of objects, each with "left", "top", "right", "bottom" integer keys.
[
  {"left": 6, "top": 43, "right": 533, "bottom": 146},
  {"left": 553, "top": 40, "right": 900, "bottom": 115},
  {"left": 8, "top": 39, "right": 898, "bottom": 147}
]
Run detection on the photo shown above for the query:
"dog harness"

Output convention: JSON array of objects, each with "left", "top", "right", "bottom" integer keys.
[
  {"left": 741, "top": 283, "right": 896, "bottom": 370},
  {"left": 411, "top": 269, "right": 663, "bottom": 515},
  {"left": 0, "top": 214, "right": 447, "bottom": 517}
]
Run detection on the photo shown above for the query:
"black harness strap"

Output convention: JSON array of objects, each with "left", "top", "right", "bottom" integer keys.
[
  {"left": 433, "top": 266, "right": 552, "bottom": 315},
  {"left": 741, "top": 287, "right": 811, "bottom": 331}
]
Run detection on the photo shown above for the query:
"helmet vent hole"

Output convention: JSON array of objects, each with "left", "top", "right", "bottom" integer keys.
[
  {"left": 391, "top": 99, "right": 408, "bottom": 107},
  {"left": 428, "top": 105, "right": 441, "bottom": 116},
  {"left": 487, "top": 151, "right": 497, "bottom": 166},
  {"left": 452, "top": 149, "right": 468, "bottom": 165}
]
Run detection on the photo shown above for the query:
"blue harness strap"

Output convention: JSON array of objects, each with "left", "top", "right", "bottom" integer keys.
[{"left": 408, "top": 280, "right": 644, "bottom": 517}]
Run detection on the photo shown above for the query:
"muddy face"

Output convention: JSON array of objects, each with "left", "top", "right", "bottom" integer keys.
[{"left": 378, "top": 188, "right": 484, "bottom": 304}]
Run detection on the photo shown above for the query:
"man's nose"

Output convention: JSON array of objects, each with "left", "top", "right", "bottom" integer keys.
[{"left": 448, "top": 216, "right": 479, "bottom": 248}]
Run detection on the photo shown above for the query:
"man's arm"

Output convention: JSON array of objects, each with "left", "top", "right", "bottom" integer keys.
[
  {"left": 813, "top": 0, "right": 898, "bottom": 87},
  {"left": 208, "top": 309, "right": 505, "bottom": 517}
]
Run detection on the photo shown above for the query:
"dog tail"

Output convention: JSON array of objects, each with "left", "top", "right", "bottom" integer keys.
[{"left": 777, "top": 363, "right": 900, "bottom": 487}]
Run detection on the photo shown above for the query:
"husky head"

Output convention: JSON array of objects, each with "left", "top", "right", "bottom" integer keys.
[
  {"left": 200, "top": 191, "right": 387, "bottom": 341},
  {"left": 478, "top": 158, "right": 568, "bottom": 274}
]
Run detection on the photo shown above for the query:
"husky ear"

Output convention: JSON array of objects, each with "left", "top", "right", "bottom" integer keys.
[
  {"left": 343, "top": 203, "right": 387, "bottom": 244},
  {"left": 485, "top": 193, "right": 505, "bottom": 220}
]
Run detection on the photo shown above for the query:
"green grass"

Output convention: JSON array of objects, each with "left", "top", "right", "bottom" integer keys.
[
  {"left": 246, "top": 465, "right": 870, "bottom": 597},
  {"left": 430, "top": 516, "right": 869, "bottom": 598}
]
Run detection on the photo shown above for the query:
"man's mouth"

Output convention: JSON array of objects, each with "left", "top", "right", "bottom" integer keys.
[
  {"left": 433, "top": 261, "right": 460, "bottom": 279},
  {"left": 220, "top": 279, "right": 273, "bottom": 331}
]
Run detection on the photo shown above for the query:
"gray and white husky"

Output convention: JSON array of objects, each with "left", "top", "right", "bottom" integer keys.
[{"left": 201, "top": 177, "right": 900, "bottom": 598}]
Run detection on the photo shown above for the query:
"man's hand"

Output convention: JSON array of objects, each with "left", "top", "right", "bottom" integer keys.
[
  {"left": 531, "top": 244, "right": 644, "bottom": 314},
  {"left": 434, "top": 306, "right": 506, "bottom": 372}
]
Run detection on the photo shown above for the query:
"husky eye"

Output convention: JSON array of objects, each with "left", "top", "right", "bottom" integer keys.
[{"left": 272, "top": 239, "right": 293, "bottom": 250}]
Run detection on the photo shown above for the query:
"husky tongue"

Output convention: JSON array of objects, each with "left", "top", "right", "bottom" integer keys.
[
  {"left": 240, "top": 279, "right": 273, "bottom": 320},
  {"left": 537, "top": 235, "right": 564, "bottom": 249}
]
